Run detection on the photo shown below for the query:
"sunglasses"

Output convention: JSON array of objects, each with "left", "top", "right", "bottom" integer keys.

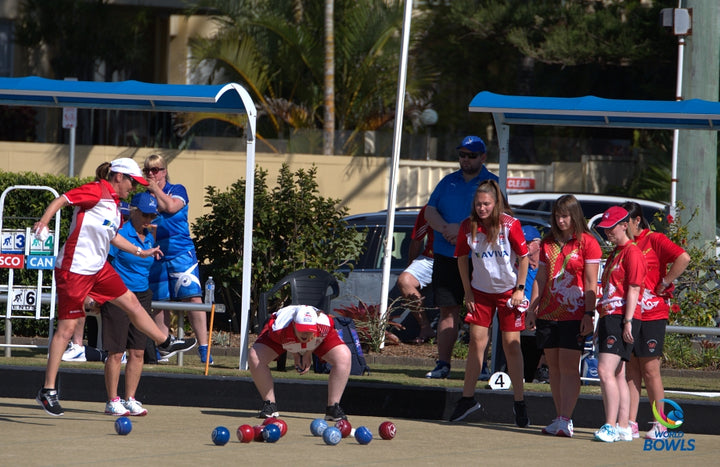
[
  {"left": 143, "top": 167, "right": 165, "bottom": 175},
  {"left": 123, "top": 174, "right": 139, "bottom": 188},
  {"left": 458, "top": 151, "right": 480, "bottom": 159}
]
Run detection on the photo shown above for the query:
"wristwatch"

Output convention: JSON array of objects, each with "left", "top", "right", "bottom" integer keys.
[
  {"left": 515, "top": 284, "right": 525, "bottom": 292},
  {"left": 623, "top": 318, "right": 633, "bottom": 324}
]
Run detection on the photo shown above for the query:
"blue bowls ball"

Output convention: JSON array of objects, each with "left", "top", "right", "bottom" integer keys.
[
  {"left": 322, "top": 426, "right": 342, "bottom": 445},
  {"left": 310, "top": 418, "right": 329, "bottom": 437},
  {"left": 354, "top": 426, "right": 373, "bottom": 445},
  {"left": 211, "top": 426, "right": 230, "bottom": 445},
  {"left": 262, "top": 423, "right": 281, "bottom": 443},
  {"left": 114, "top": 416, "right": 132, "bottom": 436}
]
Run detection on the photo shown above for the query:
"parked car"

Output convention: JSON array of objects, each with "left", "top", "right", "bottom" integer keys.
[
  {"left": 509, "top": 191, "right": 720, "bottom": 254},
  {"left": 336, "top": 207, "right": 552, "bottom": 311}
]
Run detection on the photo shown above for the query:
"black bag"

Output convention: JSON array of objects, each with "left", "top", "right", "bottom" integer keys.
[{"left": 313, "top": 316, "right": 370, "bottom": 376}]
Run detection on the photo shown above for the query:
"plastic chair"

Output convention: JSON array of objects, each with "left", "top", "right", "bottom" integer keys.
[{"left": 257, "top": 268, "right": 340, "bottom": 370}]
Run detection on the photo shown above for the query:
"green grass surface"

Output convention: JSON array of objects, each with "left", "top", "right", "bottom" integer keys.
[{"left": 2, "top": 347, "right": 718, "bottom": 401}]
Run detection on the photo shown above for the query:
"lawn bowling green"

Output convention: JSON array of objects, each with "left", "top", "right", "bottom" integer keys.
[{"left": 1, "top": 397, "right": 718, "bottom": 465}]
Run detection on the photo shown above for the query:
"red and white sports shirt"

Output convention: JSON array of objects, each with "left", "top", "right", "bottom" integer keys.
[
  {"left": 635, "top": 229, "right": 686, "bottom": 321},
  {"left": 536, "top": 232, "right": 602, "bottom": 321},
  {"left": 55, "top": 180, "right": 121, "bottom": 275},
  {"left": 455, "top": 213, "right": 528, "bottom": 294},
  {"left": 597, "top": 242, "right": 646, "bottom": 319}
]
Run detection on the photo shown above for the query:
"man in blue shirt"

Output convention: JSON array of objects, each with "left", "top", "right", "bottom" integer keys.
[{"left": 423, "top": 136, "right": 498, "bottom": 378}]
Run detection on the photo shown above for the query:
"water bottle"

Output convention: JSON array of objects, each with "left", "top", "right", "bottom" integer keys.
[{"left": 204, "top": 276, "right": 215, "bottom": 304}]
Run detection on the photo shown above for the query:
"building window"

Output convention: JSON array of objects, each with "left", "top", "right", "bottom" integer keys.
[{"left": 0, "top": 21, "right": 12, "bottom": 77}]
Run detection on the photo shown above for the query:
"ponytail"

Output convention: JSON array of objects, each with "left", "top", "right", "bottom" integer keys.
[{"left": 95, "top": 162, "right": 112, "bottom": 181}]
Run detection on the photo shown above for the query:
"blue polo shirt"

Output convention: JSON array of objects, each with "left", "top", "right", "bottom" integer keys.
[
  {"left": 109, "top": 222, "right": 155, "bottom": 293},
  {"left": 153, "top": 181, "right": 196, "bottom": 259},
  {"left": 427, "top": 166, "right": 498, "bottom": 257}
]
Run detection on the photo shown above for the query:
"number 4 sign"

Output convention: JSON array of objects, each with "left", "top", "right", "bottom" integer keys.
[{"left": 489, "top": 371, "right": 512, "bottom": 391}]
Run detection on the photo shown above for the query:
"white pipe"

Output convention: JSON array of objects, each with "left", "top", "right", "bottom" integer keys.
[{"left": 379, "top": 0, "right": 414, "bottom": 349}]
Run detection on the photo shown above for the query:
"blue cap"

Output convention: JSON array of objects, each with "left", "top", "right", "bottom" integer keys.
[
  {"left": 522, "top": 225, "right": 541, "bottom": 243},
  {"left": 119, "top": 201, "right": 130, "bottom": 218},
  {"left": 456, "top": 135, "right": 486, "bottom": 154},
  {"left": 130, "top": 192, "right": 158, "bottom": 215}
]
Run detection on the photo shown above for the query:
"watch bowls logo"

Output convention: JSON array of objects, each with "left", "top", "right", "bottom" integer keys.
[{"left": 643, "top": 399, "right": 695, "bottom": 451}]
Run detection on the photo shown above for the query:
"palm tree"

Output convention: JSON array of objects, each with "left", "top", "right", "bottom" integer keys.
[{"left": 188, "top": 0, "right": 421, "bottom": 154}]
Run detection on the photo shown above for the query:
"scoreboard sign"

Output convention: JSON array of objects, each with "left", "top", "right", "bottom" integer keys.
[
  {"left": 10, "top": 286, "right": 37, "bottom": 311},
  {"left": 1, "top": 229, "right": 26, "bottom": 254},
  {"left": 0, "top": 253, "right": 24, "bottom": 269}
]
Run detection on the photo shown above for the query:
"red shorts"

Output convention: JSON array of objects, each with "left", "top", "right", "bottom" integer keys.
[
  {"left": 255, "top": 323, "right": 345, "bottom": 359},
  {"left": 464, "top": 288, "right": 525, "bottom": 332},
  {"left": 55, "top": 262, "right": 128, "bottom": 320}
]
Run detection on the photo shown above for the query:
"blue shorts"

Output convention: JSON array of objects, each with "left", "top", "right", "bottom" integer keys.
[{"left": 149, "top": 250, "right": 202, "bottom": 301}]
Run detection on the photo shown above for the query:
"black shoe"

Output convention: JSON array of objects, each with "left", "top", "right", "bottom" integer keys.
[
  {"left": 36, "top": 388, "right": 64, "bottom": 416},
  {"left": 533, "top": 365, "right": 549, "bottom": 384},
  {"left": 157, "top": 336, "right": 197, "bottom": 359},
  {"left": 258, "top": 400, "right": 278, "bottom": 419},
  {"left": 514, "top": 400, "right": 530, "bottom": 428},
  {"left": 449, "top": 397, "right": 481, "bottom": 422},
  {"left": 325, "top": 403, "right": 347, "bottom": 421}
]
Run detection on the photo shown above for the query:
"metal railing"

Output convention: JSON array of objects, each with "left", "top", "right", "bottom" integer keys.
[{"left": 1, "top": 292, "right": 224, "bottom": 366}]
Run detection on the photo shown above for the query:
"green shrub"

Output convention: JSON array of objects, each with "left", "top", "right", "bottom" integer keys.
[
  {"left": 0, "top": 171, "right": 92, "bottom": 337},
  {"left": 192, "top": 164, "right": 366, "bottom": 328}
]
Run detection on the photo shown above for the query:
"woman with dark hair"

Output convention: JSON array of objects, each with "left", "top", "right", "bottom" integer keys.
[
  {"left": 527, "top": 194, "right": 602, "bottom": 438},
  {"left": 34, "top": 158, "right": 196, "bottom": 417},
  {"left": 449, "top": 179, "right": 530, "bottom": 427},
  {"left": 622, "top": 201, "right": 690, "bottom": 440}
]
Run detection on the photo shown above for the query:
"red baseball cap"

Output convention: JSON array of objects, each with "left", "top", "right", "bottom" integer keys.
[{"left": 597, "top": 206, "right": 629, "bottom": 229}]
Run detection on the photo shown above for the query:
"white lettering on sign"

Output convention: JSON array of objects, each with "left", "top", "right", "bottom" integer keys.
[
  {"left": 506, "top": 178, "right": 536, "bottom": 191},
  {"left": 0, "top": 253, "right": 25, "bottom": 268},
  {"left": 27, "top": 255, "right": 56, "bottom": 270}
]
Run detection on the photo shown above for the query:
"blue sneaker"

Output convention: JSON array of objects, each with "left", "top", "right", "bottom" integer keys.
[
  {"left": 425, "top": 360, "right": 450, "bottom": 379},
  {"left": 198, "top": 345, "right": 213, "bottom": 364},
  {"left": 594, "top": 423, "right": 617, "bottom": 442}
]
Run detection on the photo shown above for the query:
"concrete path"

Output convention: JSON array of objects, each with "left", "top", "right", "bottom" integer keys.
[{"left": 1, "top": 397, "right": 717, "bottom": 466}]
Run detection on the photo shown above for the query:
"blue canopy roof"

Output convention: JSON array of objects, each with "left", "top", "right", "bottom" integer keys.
[
  {"left": 0, "top": 76, "right": 256, "bottom": 115},
  {"left": 469, "top": 91, "right": 720, "bottom": 130}
]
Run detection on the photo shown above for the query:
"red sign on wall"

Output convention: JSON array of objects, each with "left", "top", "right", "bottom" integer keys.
[
  {"left": 507, "top": 177, "right": 536, "bottom": 191},
  {"left": 0, "top": 253, "right": 25, "bottom": 269}
]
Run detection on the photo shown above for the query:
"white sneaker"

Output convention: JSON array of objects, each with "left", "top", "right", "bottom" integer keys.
[
  {"left": 61, "top": 343, "right": 86, "bottom": 362},
  {"left": 123, "top": 397, "right": 148, "bottom": 416},
  {"left": 557, "top": 418, "right": 574, "bottom": 438},
  {"left": 105, "top": 398, "right": 130, "bottom": 416},
  {"left": 594, "top": 423, "right": 617, "bottom": 442},
  {"left": 629, "top": 420, "right": 640, "bottom": 438},
  {"left": 542, "top": 418, "right": 562, "bottom": 435},
  {"left": 615, "top": 424, "right": 633, "bottom": 441},
  {"left": 645, "top": 421, "right": 668, "bottom": 439},
  {"left": 120, "top": 352, "right": 127, "bottom": 364}
]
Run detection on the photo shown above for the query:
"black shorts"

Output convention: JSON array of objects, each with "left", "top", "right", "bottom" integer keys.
[
  {"left": 535, "top": 319, "right": 584, "bottom": 351},
  {"left": 633, "top": 319, "right": 667, "bottom": 358},
  {"left": 597, "top": 315, "right": 640, "bottom": 362},
  {"left": 431, "top": 254, "right": 467, "bottom": 308},
  {"left": 101, "top": 289, "right": 153, "bottom": 353}
]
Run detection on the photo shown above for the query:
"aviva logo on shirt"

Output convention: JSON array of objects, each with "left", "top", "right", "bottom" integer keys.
[
  {"left": 102, "top": 219, "right": 118, "bottom": 230},
  {"left": 476, "top": 250, "right": 509, "bottom": 259}
]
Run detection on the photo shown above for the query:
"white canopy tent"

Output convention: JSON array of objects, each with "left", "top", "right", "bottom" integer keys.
[{"left": 0, "top": 76, "right": 257, "bottom": 369}]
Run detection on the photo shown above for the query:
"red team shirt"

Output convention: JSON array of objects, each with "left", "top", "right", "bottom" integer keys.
[
  {"left": 256, "top": 306, "right": 343, "bottom": 357},
  {"left": 634, "top": 229, "right": 686, "bottom": 321},
  {"left": 597, "top": 242, "right": 646, "bottom": 319},
  {"left": 536, "top": 233, "right": 602, "bottom": 321},
  {"left": 454, "top": 213, "right": 528, "bottom": 294},
  {"left": 412, "top": 205, "right": 434, "bottom": 258},
  {"left": 55, "top": 179, "right": 122, "bottom": 275}
]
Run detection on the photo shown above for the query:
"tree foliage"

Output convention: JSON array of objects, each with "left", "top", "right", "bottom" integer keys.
[
  {"left": 15, "top": 0, "right": 152, "bottom": 81},
  {"left": 191, "top": 164, "right": 365, "bottom": 326},
  {"left": 188, "top": 0, "right": 433, "bottom": 152}
]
